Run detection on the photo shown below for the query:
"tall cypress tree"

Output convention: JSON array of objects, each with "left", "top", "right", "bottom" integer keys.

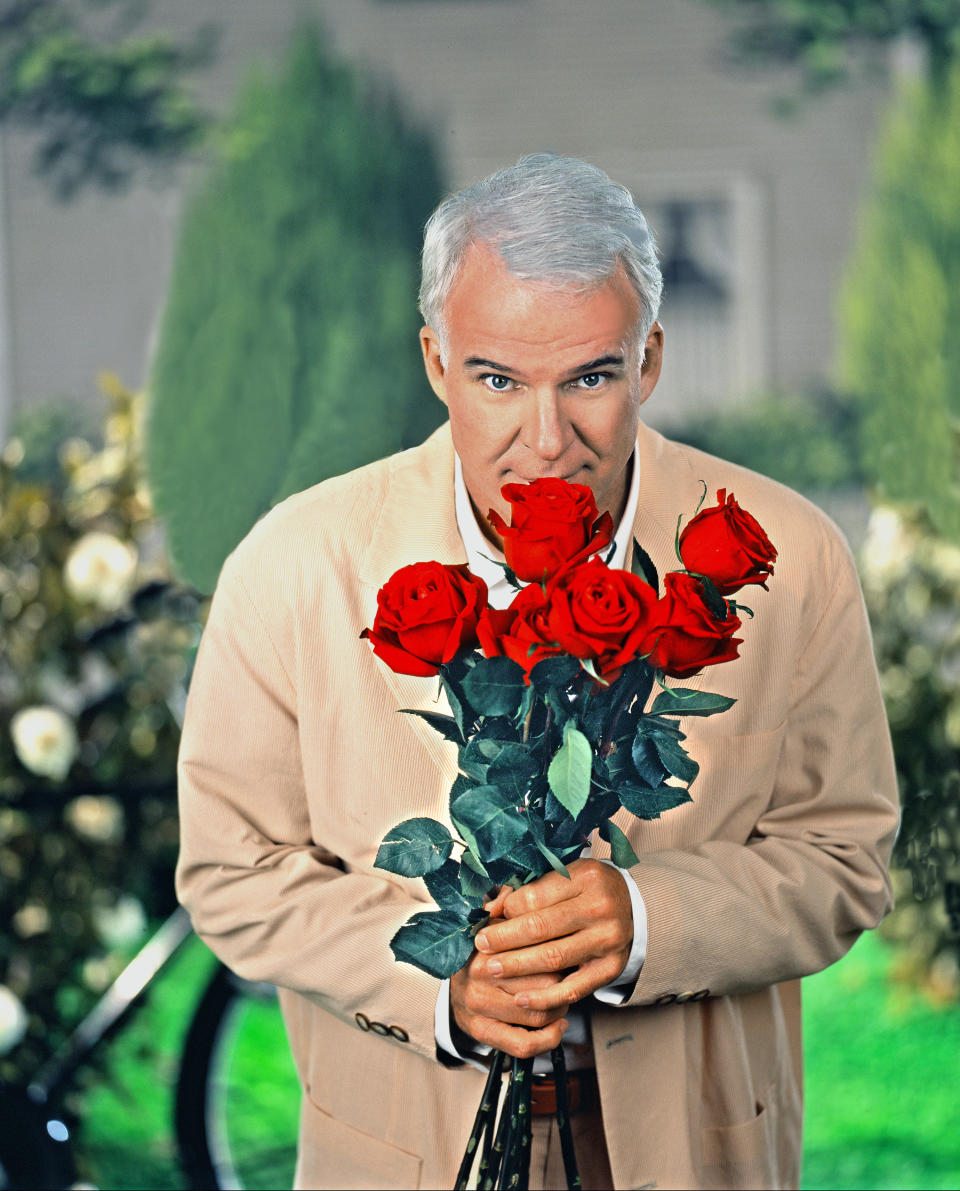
[
  {"left": 837, "top": 60, "right": 960, "bottom": 540},
  {"left": 146, "top": 25, "right": 445, "bottom": 592}
]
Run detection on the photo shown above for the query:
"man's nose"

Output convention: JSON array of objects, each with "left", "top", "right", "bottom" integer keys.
[{"left": 526, "top": 390, "right": 570, "bottom": 462}]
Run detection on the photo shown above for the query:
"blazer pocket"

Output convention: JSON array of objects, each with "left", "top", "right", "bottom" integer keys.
[
  {"left": 296, "top": 1093, "right": 423, "bottom": 1190},
  {"left": 699, "top": 1083, "right": 779, "bottom": 1190}
]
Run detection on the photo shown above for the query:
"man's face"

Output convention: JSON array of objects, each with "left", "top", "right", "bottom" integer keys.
[{"left": 420, "top": 243, "right": 663, "bottom": 546}]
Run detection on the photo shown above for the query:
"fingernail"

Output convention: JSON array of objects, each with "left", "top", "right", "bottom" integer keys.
[
  {"left": 476, "top": 933, "right": 490, "bottom": 952},
  {"left": 559, "top": 1019, "right": 568, "bottom": 1034},
  {"left": 515, "top": 994, "right": 529, "bottom": 1007},
  {"left": 488, "top": 960, "right": 503, "bottom": 977}
]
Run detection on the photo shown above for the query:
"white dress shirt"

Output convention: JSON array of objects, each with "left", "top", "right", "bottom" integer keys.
[{"left": 435, "top": 448, "right": 649, "bottom": 1068}]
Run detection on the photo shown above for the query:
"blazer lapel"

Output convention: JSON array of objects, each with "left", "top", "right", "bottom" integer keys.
[{"left": 358, "top": 423, "right": 467, "bottom": 772}]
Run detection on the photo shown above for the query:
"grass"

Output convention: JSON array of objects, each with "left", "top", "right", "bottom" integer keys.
[{"left": 68, "top": 930, "right": 958, "bottom": 1189}]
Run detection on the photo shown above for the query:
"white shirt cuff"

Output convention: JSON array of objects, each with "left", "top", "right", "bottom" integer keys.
[
  {"left": 435, "top": 979, "right": 491, "bottom": 1071},
  {"left": 593, "top": 861, "right": 647, "bottom": 1004}
]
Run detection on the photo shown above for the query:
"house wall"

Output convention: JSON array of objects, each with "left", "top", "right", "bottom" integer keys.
[{"left": 0, "top": 0, "right": 889, "bottom": 438}]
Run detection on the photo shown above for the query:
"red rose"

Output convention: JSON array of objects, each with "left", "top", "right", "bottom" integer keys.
[
  {"left": 644, "top": 572, "right": 743, "bottom": 678},
  {"left": 679, "top": 489, "right": 777, "bottom": 596},
  {"left": 478, "top": 583, "right": 563, "bottom": 677},
  {"left": 362, "top": 562, "right": 487, "bottom": 676},
  {"left": 547, "top": 558, "right": 659, "bottom": 682},
  {"left": 487, "top": 478, "right": 614, "bottom": 583}
]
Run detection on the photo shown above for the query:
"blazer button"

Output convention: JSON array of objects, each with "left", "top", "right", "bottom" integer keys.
[
  {"left": 370, "top": 1021, "right": 391, "bottom": 1036},
  {"left": 653, "top": 993, "right": 677, "bottom": 1005},
  {"left": 355, "top": 1012, "right": 371, "bottom": 1031},
  {"left": 690, "top": 989, "right": 710, "bottom": 1001},
  {"left": 389, "top": 1025, "right": 410, "bottom": 1042}
]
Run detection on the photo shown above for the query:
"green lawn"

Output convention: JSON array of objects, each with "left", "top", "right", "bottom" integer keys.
[{"left": 72, "top": 930, "right": 959, "bottom": 1189}]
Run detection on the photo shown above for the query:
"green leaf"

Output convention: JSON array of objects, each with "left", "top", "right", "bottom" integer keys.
[
  {"left": 653, "top": 734, "right": 700, "bottom": 785},
  {"left": 424, "top": 860, "right": 478, "bottom": 914},
  {"left": 619, "top": 781, "right": 693, "bottom": 820},
  {"left": 600, "top": 818, "right": 641, "bottom": 869},
  {"left": 440, "top": 672, "right": 469, "bottom": 738},
  {"left": 399, "top": 707, "right": 463, "bottom": 742},
  {"left": 630, "top": 538, "right": 659, "bottom": 594},
  {"left": 459, "top": 859, "right": 493, "bottom": 902},
  {"left": 375, "top": 817, "right": 453, "bottom": 877},
  {"left": 529, "top": 654, "right": 580, "bottom": 694},
  {"left": 649, "top": 688, "right": 737, "bottom": 718},
  {"left": 450, "top": 785, "right": 527, "bottom": 863},
  {"left": 390, "top": 909, "right": 475, "bottom": 978},
  {"left": 631, "top": 733, "right": 669, "bottom": 788},
  {"left": 547, "top": 722, "right": 593, "bottom": 819},
  {"left": 462, "top": 656, "right": 526, "bottom": 717},
  {"left": 487, "top": 743, "right": 540, "bottom": 800}
]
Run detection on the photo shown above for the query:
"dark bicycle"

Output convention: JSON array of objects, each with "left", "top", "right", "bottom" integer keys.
[{"left": 0, "top": 905, "right": 300, "bottom": 1190}]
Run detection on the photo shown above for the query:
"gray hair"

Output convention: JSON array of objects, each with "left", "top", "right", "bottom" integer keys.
[{"left": 419, "top": 153, "right": 662, "bottom": 360}]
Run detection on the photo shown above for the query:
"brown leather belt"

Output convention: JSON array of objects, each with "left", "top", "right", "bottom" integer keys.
[{"left": 529, "top": 1068, "right": 598, "bottom": 1117}]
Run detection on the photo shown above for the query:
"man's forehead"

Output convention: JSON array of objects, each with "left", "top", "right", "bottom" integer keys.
[{"left": 443, "top": 243, "right": 639, "bottom": 359}]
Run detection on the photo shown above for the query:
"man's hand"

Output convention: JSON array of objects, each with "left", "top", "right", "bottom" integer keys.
[
  {"left": 450, "top": 952, "right": 569, "bottom": 1060},
  {"left": 475, "top": 859, "right": 634, "bottom": 1015}
]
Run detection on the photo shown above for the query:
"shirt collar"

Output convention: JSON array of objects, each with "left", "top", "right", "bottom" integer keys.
[{"left": 453, "top": 444, "right": 642, "bottom": 610}]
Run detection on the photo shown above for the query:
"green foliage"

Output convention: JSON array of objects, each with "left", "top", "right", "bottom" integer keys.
[
  {"left": 147, "top": 25, "right": 445, "bottom": 593},
  {"left": 0, "top": 0, "right": 213, "bottom": 197},
  {"left": 0, "top": 376, "right": 206, "bottom": 1085},
  {"left": 674, "top": 389, "right": 864, "bottom": 493},
  {"left": 838, "top": 62, "right": 960, "bottom": 540},
  {"left": 859, "top": 506, "right": 960, "bottom": 1000},
  {"left": 375, "top": 643, "right": 722, "bottom": 978},
  {"left": 705, "top": 0, "right": 960, "bottom": 95}
]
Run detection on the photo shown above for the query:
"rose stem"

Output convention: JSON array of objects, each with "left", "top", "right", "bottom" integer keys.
[
  {"left": 483, "top": 1069, "right": 513, "bottom": 1191},
  {"left": 497, "top": 1055, "right": 524, "bottom": 1190},
  {"left": 550, "top": 1046, "right": 582, "bottom": 1191},
  {"left": 517, "top": 1057, "right": 533, "bottom": 1189},
  {"left": 477, "top": 1049, "right": 508, "bottom": 1187},
  {"left": 456, "top": 1048, "right": 507, "bottom": 1190}
]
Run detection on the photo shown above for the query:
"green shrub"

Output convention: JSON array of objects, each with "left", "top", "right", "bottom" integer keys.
[
  {"left": 0, "top": 377, "right": 206, "bottom": 1084},
  {"left": 837, "top": 61, "right": 960, "bottom": 540},
  {"left": 672, "top": 388, "right": 864, "bottom": 493},
  {"left": 147, "top": 25, "right": 445, "bottom": 593}
]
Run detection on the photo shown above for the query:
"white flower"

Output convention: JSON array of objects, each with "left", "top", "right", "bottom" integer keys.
[
  {"left": 64, "top": 795, "right": 124, "bottom": 843},
  {"left": 0, "top": 985, "right": 28, "bottom": 1055},
  {"left": 860, "top": 506, "right": 913, "bottom": 585},
  {"left": 12, "top": 903, "right": 50, "bottom": 938},
  {"left": 10, "top": 705, "right": 79, "bottom": 782},
  {"left": 64, "top": 532, "right": 138, "bottom": 611},
  {"left": 93, "top": 895, "right": 146, "bottom": 949}
]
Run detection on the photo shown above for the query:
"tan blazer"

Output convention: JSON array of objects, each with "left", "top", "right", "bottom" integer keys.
[{"left": 176, "top": 421, "right": 898, "bottom": 1190}]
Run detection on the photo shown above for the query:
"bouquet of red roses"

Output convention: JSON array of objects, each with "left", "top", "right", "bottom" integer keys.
[{"left": 362, "top": 478, "right": 776, "bottom": 1191}]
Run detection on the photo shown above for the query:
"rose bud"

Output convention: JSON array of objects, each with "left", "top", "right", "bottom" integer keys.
[
  {"left": 487, "top": 478, "right": 614, "bottom": 583},
  {"left": 479, "top": 582, "right": 563, "bottom": 679},
  {"left": 644, "top": 572, "right": 743, "bottom": 679},
  {"left": 362, "top": 562, "right": 487, "bottom": 676},
  {"left": 679, "top": 489, "right": 777, "bottom": 596},
  {"left": 547, "top": 558, "right": 659, "bottom": 683}
]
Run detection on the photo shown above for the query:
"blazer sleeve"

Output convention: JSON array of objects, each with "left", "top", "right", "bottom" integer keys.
[
  {"left": 175, "top": 550, "right": 445, "bottom": 1063},
  {"left": 623, "top": 534, "right": 900, "bottom": 1007}
]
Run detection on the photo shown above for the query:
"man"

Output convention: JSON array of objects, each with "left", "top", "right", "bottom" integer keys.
[{"left": 176, "top": 154, "right": 898, "bottom": 1190}]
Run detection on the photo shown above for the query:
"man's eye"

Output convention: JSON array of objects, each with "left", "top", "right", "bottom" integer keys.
[
  {"left": 481, "top": 374, "right": 513, "bottom": 392},
  {"left": 575, "top": 372, "right": 609, "bottom": 390}
]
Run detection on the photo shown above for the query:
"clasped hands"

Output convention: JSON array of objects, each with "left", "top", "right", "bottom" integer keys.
[{"left": 450, "top": 859, "right": 633, "bottom": 1060}]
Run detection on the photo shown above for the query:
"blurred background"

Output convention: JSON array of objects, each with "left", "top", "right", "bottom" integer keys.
[{"left": 0, "top": 1, "right": 958, "bottom": 1187}]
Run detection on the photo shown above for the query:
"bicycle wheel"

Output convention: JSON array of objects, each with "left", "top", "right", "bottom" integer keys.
[{"left": 175, "top": 964, "right": 300, "bottom": 1190}]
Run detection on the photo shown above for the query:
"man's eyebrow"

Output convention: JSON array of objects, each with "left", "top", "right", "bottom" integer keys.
[
  {"left": 463, "top": 356, "right": 516, "bottom": 373},
  {"left": 565, "top": 354, "right": 625, "bottom": 376},
  {"left": 462, "top": 354, "right": 626, "bottom": 375}
]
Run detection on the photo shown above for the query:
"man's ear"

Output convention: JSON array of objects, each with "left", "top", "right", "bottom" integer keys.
[
  {"left": 420, "top": 326, "right": 449, "bottom": 406},
  {"left": 636, "top": 321, "right": 664, "bottom": 406}
]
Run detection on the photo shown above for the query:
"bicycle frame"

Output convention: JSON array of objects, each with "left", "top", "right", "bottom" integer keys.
[{"left": 0, "top": 906, "right": 193, "bottom": 1190}]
